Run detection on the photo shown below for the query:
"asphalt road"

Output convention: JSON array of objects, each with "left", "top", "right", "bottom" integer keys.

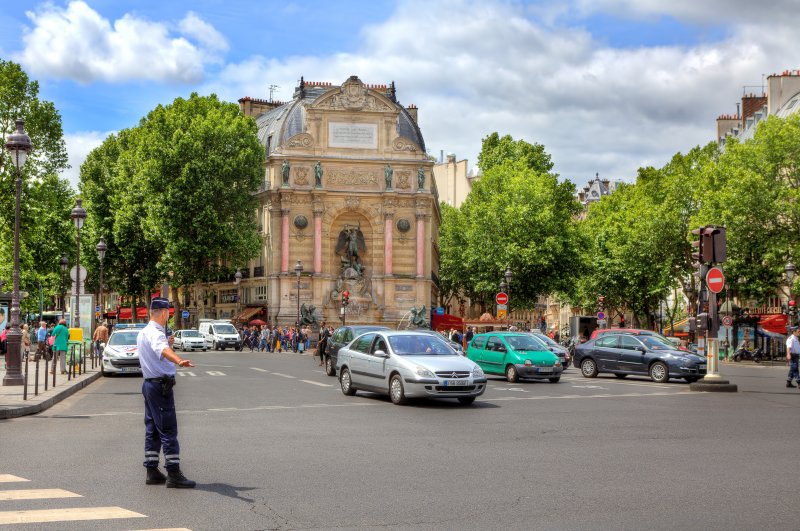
[{"left": 1, "top": 351, "right": 798, "bottom": 531}]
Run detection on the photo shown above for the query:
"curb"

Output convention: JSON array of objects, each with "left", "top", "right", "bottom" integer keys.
[{"left": 0, "top": 371, "right": 102, "bottom": 420}]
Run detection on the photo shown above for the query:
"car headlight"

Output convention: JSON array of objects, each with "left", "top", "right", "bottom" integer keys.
[
  {"left": 416, "top": 366, "right": 436, "bottom": 378},
  {"left": 524, "top": 359, "right": 532, "bottom": 366},
  {"left": 555, "top": 360, "right": 561, "bottom": 366},
  {"left": 472, "top": 366, "right": 484, "bottom": 378}
]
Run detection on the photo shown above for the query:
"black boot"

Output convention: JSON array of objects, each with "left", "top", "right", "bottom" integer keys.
[
  {"left": 787, "top": 381, "right": 797, "bottom": 388},
  {"left": 166, "top": 467, "right": 196, "bottom": 488},
  {"left": 146, "top": 467, "right": 167, "bottom": 485}
]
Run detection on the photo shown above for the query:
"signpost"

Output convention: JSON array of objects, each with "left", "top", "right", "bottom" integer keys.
[
  {"left": 706, "top": 267, "right": 725, "bottom": 294},
  {"left": 497, "top": 309, "right": 507, "bottom": 320},
  {"left": 721, "top": 315, "right": 732, "bottom": 328},
  {"left": 182, "top": 310, "right": 190, "bottom": 320},
  {"left": 495, "top": 292, "right": 508, "bottom": 306}
]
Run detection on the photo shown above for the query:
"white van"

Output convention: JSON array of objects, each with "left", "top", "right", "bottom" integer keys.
[{"left": 198, "top": 320, "right": 241, "bottom": 351}]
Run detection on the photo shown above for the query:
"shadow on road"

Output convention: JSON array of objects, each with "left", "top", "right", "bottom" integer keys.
[
  {"left": 355, "top": 391, "right": 500, "bottom": 409},
  {"left": 195, "top": 482, "right": 260, "bottom": 503}
]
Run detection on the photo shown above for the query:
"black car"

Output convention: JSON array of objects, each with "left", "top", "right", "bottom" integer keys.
[
  {"left": 530, "top": 332, "right": 570, "bottom": 368},
  {"left": 573, "top": 333, "right": 707, "bottom": 383},
  {"left": 324, "top": 325, "right": 391, "bottom": 376}
]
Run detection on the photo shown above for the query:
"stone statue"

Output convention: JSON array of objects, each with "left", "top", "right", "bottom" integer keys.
[
  {"left": 314, "top": 161, "right": 323, "bottom": 188},
  {"left": 300, "top": 303, "right": 318, "bottom": 326},
  {"left": 417, "top": 167, "right": 425, "bottom": 191},
  {"left": 335, "top": 224, "right": 366, "bottom": 276},
  {"left": 384, "top": 164, "right": 393, "bottom": 190},
  {"left": 281, "top": 160, "right": 290, "bottom": 187},
  {"left": 409, "top": 305, "right": 428, "bottom": 328}
]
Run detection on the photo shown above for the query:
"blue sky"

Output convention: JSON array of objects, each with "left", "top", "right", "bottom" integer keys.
[{"left": 1, "top": 0, "right": 796, "bottom": 187}]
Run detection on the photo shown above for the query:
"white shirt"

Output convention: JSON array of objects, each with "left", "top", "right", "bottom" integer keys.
[
  {"left": 786, "top": 334, "right": 800, "bottom": 355},
  {"left": 137, "top": 320, "right": 175, "bottom": 379}
]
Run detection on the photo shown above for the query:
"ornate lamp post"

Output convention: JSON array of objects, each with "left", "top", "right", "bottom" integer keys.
[
  {"left": 785, "top": 258, "right": 796, "bottom": 326},
  {"left": 96, "top": 236, "right": 106, "bottom": 319},
  {"left": 499, "top": 266, "right": 513, "bottom": 329},
  {"left": 234, "top": 269, "right": 242, "bottom": 322},
  {"left": 60, "top": 254, "right": 69, "bottom": 319},
  {"left": 2, "top": 119, "right": 33, "bottom": 386},
  {"left": 294, "top": 259, "right": 304, "bottom": 328},
  {"left": 70, "top": 200, "right": 87, "bottom": 330}
]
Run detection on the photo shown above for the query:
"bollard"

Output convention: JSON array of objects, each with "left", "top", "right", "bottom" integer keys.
[
  {"left": 44, "top": 354, "right": 48, "bottom": 391},
  {"left": 67, "top": 345, "right": 72, "bottom": 381},
  {"left": 34, "top": 358, "right": 40, "bottom": 397},
  {"left": 23, "top": 355, "right": 29, "bottom": 401}
]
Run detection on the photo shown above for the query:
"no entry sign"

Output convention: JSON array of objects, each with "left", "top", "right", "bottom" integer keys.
[
  {"left": 706, "top": 267, "right": 725, "bottom": 294},
  {"left": 495, "top": 292, "right": 509, "bottom": 305}
]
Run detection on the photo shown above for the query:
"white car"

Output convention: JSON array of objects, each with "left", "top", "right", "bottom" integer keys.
[
  {"left": 101, "top": 324, "right": 146, "bottom": 376},
  {"left": 173, "top": 329, "right": 207, "bottom": 351},
  {"left": 337, "top": 331, "right": 487, "bottom": 405},
  {"left": 198, "top": 320, "right": 241, "bottom": 351}
]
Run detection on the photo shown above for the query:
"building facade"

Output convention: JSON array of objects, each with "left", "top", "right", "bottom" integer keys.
[{"left": 218, "top": 76, "right": 439, "bottom": 326}]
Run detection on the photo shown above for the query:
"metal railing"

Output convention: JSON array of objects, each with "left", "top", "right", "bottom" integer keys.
[{"left": 21, "top": 341, "right": 96, "bottom": 401}]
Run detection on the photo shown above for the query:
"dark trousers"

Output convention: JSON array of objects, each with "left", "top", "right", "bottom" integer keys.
[
  {"left": 789, "top": 354, "right": 799, "bottom": 382},
  {"left": 142, "top": 380, "right": 180, "bottom": 470}
]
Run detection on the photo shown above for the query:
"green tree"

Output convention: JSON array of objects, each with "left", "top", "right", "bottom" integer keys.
[
  {"left": 437, "top": 202, "right": 469, "bottom": 306},
  {"left": 477, "top": 132, "right": 554, "bottom": 174}
]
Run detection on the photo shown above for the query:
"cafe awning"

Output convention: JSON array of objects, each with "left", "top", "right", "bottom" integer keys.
[{"left": 232, "top": 307, "right": 263, "bottom": 322}]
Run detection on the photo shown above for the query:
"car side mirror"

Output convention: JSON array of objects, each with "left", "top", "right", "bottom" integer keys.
[
  {"left": 637, "top": 346, "right": 646, "bottom": 353},
  {"left": 374, "top": 350, "right": 389, "bottom": 358}
]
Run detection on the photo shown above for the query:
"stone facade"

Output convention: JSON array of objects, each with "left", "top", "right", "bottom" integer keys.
[{"left": 223, "top": 76, "right": 439, "bottom": 326}]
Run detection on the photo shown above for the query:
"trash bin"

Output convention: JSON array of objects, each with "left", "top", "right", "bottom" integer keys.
[{"left": 67, "top": 340, "right": 83, "bottom": 374}]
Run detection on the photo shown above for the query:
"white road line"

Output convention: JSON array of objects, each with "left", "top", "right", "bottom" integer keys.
[
  {"left": 483, "top": 391, "right": 695, "bottom": 402},
  {"left": 0, "top": 475, "right": 28, "bottom": 483},
  {"left": 177, "top": 372, "right": 196, "bottom": 377},
  {"left": 250, "top": 367, "right": 268, "bottom": 372},
  {"left": 0, "top": 489, "right": 82, "bottom": 501},
  {"left": 300, "top": 380, "right": 331, "bottom": 387},
  {"left": 205, "top": 371, "right": 226, "bottom": 376},
  {"left": 0, "top": 506, "right": 146, "bottom": 525},
  {"left": 270, "top": 372, "right": 296, "bottom": 379}
]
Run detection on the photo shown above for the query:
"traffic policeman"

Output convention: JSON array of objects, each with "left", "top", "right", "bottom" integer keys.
[
  {"left": 137, "top": 297, "right": 196, "bottom": 488},
  {"left": 786, "top": 325, "right": 800, "bottom": 389}
]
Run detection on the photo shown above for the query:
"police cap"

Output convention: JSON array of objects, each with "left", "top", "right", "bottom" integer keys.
[{"left": 150, "top": 297, "right": 170, "bottom": 310}]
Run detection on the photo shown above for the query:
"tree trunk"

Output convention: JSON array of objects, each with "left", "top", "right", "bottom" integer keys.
[
  {"left": 131, "top": 294, "right": 137, "bottom": 324},
  {"left": 173, "top": 285, "right": 182, "bottom": 329}
]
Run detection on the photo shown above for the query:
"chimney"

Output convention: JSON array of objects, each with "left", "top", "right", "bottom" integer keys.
[
  {"left": 406, "top": 104, "right": 418, "bottom": 123},
  {"left": 578, "top": 192, "right": 586, "bottom": 203},
  {"left": 741, "top": 93, "right": 767, "bottom": 124},
  {"left": 447, "top": 153, "right": 456, "bottom": 164},
  {"left": 601, "top": 179, "right": 610, "bottom": 189}
]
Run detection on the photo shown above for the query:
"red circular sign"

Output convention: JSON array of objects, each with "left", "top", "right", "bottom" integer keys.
[
  {"left": 706, "top": 267, "right": 725, "bottom": 294},
  {"left": 495, "top": 292, "right": 509, "bottom": 305}
]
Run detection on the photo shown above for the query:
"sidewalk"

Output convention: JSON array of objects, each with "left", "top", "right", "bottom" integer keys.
[{"left": 0, "top": 359, "right": 101, "bottom": 420}]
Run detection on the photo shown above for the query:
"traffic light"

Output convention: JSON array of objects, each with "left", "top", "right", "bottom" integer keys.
[
  {"left": 696, "top": 312, "right": 709, "bottom": 333},
  {"left": 618, "top": 316, "right": 625, "bottom": 328},
  {"left": 342, "top": 290, "right": 350, "bottom": 306},
  {"left": 691, "top": 226, "right": 726, "bottom": 263},
  {"left": 598, "top": 295, "right": 605, "bottom": 312},
  {"left": 790, "top": 300, "right": 797, "bottom": 317}
]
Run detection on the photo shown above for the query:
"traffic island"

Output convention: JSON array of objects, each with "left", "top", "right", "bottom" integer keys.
[{"left": 690, "top": 375, "right": 738, "bottom": 393}]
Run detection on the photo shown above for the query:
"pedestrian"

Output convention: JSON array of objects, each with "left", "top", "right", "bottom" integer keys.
[
  {"left": 239, "top": 326, "right": 250, "bottom": 352},
  {"left": 51, "top": 318, "right": 70, "bottom": 374},
  {"left": 316, "top": 322, "right": 329, "bottom": 366},
  {"left": 21, "top": 324, "right": 31, "bottom": 361},
  {"left": 93, "top": 320, "right": 109, "bottom": 359},
  {"left": 785, "top": 326, "right": 800, "bottom": 388},
  {"left": 36, "top": 322, "right": 48, "bottom": 361},
  {"left": 259, "top": 326, "right": 268, "bottom": 352},
  {"left": 138, "top": 297, "right": 196, "bottom": 488}
]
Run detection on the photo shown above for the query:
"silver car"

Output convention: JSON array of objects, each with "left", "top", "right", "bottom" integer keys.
[
  {"left": 336, "top": 331, "right": 487, "bottom": 405},
  {"left": 173, "top": 329, "right": 207, "bottom": 351}
]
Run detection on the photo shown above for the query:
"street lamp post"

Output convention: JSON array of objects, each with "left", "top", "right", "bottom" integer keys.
[
  {"left": 60, "top": 254, "right": 69, "bottom": 319},
  {"left": 2, "top": 119, "right": 33, "bottom": 386},
  {"left": 682, "top": 278, "right": 695, "bottom": 343},
  {"left": 96, "top": 236, "right": 106, "bottom": 320},
  {"left": 785, "top": 258, "right": 796, "bottom": 326},
  {"left": 234, "top": 269, "right": 242, "bottom": 322},
  {"left": 70, "top": 200, "right": 87, "bottom": 331},
  {"left": 294, "top": 259, "right": 303, "bottom": 329}
]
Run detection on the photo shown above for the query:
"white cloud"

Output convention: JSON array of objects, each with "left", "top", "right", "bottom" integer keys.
[
  {"left": 17, "top": 1, "right": 225, "bottom": 83},
  {"left": 62, "top": 130, "right": 114, "bottom": 189}
]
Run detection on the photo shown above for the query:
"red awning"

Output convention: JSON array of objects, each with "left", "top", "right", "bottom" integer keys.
[
  {"left": 759, "top": 313, "right": 787, "bottom": 335},
  {"left": 431, "top": 313, "right": 464, "bottom": 332}
]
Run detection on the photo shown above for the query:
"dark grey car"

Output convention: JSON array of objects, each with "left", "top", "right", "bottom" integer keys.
[{"left": 324, "top": 325, "right": 391, "bottom": 376}]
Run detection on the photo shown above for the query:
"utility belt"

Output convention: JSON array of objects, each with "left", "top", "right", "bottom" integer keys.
[{"left": 145, "top": 375, "right": 176, "bottom": 396}]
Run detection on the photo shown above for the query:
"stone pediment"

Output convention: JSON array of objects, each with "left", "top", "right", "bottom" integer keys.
[{"left": 311, "top": 76, "right": 395, "bottom": 113}]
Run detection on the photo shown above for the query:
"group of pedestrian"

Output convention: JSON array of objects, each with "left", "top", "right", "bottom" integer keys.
[{"left": 236, "top": 324, "right": 314, "bottom": 353}]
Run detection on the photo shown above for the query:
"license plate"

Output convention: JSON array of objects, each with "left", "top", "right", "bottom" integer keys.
[
  {"left": 536, "top": 367, "right": 554, "bottom": 373},
  {"left": 118, "top": 368, "right": 130, "bottom": 373},
  {"left": 443, "top": 379, "right": 467, "bottom": 386},
  {"left": 699, "top": 364, "right": 707, "bottom": 370}
]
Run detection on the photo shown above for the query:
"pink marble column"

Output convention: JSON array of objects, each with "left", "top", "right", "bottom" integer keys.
[
  {"left": 415, "top": 213, "right": 425, "bottom": 277},
  {"left": 313, "top": 212, "right": 323, "bottom": 274},
  {"left": 384, "top": 214, "right": 394, "bottom": 276},
  {"left": 281, "top": 209, "right": 290, "bottom": 273}
]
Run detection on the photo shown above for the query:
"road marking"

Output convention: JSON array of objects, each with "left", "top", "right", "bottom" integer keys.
[
  {"left": 300, "top": 380, "right": 331, "bottom": 387},
  {"left": 483, "top": 391, "right": 695, "bottom": 402},
  {"left": 0, "top": 475, "right": 28, "bottom": 483},
  {"left": 205, "top": 371, "right": 226, "bottom": 376},
  {"left": 251, "top": 367, "right": 268, "bottom": 372},
  {"left": 493, "top": 387, "right": 529, "bottom": 392},
  {"left": 271, "top": 372, "right": 296, "bottom": 379},
  {"left": 177, "top": 372, "right": 195, "bottom": 377},
  {"left": 0, "top": 489, "right": 82, "bottom": 501},
  {"left": 571, "top": 385, "right": 608, "bottom": 390},
  {"left": 0, "top": 506, "right": 145, "bottom": 525}
]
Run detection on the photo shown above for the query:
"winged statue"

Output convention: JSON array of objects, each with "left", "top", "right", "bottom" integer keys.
[
  {"left": 335, "top": 224, "right": 367, "bottom": 276},
  {"left": 300, "top": 304, "right": 318, "bottom": 326}
]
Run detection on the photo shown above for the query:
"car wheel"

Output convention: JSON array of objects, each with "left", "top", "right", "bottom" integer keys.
[
  {"left": 505, "top": 364, "right": 519, "bottom": 383},
  {"left": 203, "top": 349, "right": 207, "bottom": 352},
  {"left": 458, "top": 396, "right": 476, "bottom": 405},
  {"left": 339, "top": 367, "right": 357, "bottom": 396},
  {"left": 389, "top": 374, "right": 408, "bottom": 405},
  {"left": 325, "top": 356, "right": 336, "bottom": 376},
  {"left": 733, "top": 353, "right": 741, "bottom": 362},
  {"left": 649, "top": 361, "right": 669, "bottom": 383},
  {"left": 212, "top": 341, "right": 217, "bottom": 351},
  {"left": 548, "top": 377, "right": 560, "bottom": 383},
  {"left": 614, "top": 373, "right": 628, "bottom": 378},
  {"left": 100, "top": 363, "right": 107, "bottom": 377},
  {"left": 580, "top": 358, "right": 598, "bottom": 378},
  {"left": 685, "top": 377, "right": 699, "bottom": 383}
]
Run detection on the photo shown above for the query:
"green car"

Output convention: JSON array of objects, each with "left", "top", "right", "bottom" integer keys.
[{"left": 467, "top": 332, "right": 563, "bottom": 383}]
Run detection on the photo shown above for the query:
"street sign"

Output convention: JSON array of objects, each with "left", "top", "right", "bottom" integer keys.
[
  {"left": 182, "top": 310, "right": 190, "bottom": 319},
  {"left": 706, "top": 267, "right": 725, "bottom": 294},
  {"left": 69, "top": 265, "right": 87, "bottom": 282},
  {"left": 435, "top": 307, "right": 445, "bottom": 315},
  {"left": 721, "top": 315, "right": 733, "bottom": 327},
  {"left": 597, "top": 311, "right": 605, "bottom": 320},
  {"left": 497, "top": 304, "right": 507, "bottom": 311},
  {"left": 95, "top": 305, "right": 101, "bottom": 312},
  {"left": 497, "top": 309, "right": 507, "bottom": 320},
  {"left": 495, "top": 292, "right": 508, "bottom": 305}
]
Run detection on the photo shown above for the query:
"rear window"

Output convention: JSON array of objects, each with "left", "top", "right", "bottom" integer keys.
[
  {"left": 470, "top": 336, "right": 487, "bottom": 350},
  {"left": 352, "top": 334, "right": 374, "bottom": 353}
]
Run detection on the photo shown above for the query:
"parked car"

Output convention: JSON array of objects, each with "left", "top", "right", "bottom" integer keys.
[
  {"left": 100, "top": 326, "right": 145, "bottom": 376},
  {"left": 198, "top": 320, "right": 241, "bottom": 351},
  {"left": 336, "top": 330, "right": 486, "bottom": 405},
  {"left": 173, "top": 329, "right": 207, "bottom": 351},
  {"left": 324, "top": 325, "right": 391, "bottom": 376},
  {"left": 466, "top": 332, "right": 562, "bottom": 383},
  {"left": 573, "top": 333, "right": 707, "bottom": 383},
  {"left": 529, "top": 332, "right": 570, "bottom": 368}
]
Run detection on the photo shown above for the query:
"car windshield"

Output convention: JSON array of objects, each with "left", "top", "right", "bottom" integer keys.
[
  {"left": 534, "top": 333, "right": 558, "bottom": 347},
  {"left": 506, "top": 335, "right": 547, "bottom": 351},
  {"left": 109, "top": 331, "right": 139, "bottom": 346},
  {"left": 214, "top": 324, "right": 237, "bottom": 334},
  {"left": 182, "top": 331, "right": 201, "bottom": 337},
  {"left": 388, "top": 335, "right": 454, "bottom": 356},
  {"left": 641, "top": 336, "right": 674, "bottom": 350}
]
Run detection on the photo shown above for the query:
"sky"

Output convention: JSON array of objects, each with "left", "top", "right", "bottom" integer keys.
[{"left": 1, "top": 0, "right": 798, "bottom": 188}]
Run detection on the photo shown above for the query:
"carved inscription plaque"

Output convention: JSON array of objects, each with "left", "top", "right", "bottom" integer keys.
[{"left": 329, "top": 122, "right": 378, "bottom": 149}]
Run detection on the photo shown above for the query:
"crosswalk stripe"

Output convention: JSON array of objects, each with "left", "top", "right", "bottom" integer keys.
[
  {"left": 0, "top": 489, "right": 81, "bottom": 501},
  {"left": 300, "top": 380, "right": 331, "bottom": 387},
  {"left": 177, "top": 372, "right": 196, "bottom": 377},
  {"left": 271, "top": 372, "right": 296, "bottom": 379},
  {"left": 250, "top": 367, "right": 268, "bottom": 372},
  {"left": 0, "top": 476, "right": 28, "bottom": 484},
  {"left": 0, "top": 506, "right": 145, "bottom": 525},
  {"left": 205, "top": 371, "right": 226, "bottom": 376}
]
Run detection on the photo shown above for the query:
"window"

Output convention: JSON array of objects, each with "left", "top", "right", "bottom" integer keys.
[
  {"left": 596, "top": 336, "right": 618, "bottom": 348},
  {"left": 255, "top": 286, "right": 267, "bottom": 300},
  {"left": 388, "top": 335, "right": 453, "bottom": 356},
  {"left": 352, "top": 334, "right": 375, "bottom": 353},
  {"left": 486, "top": 337, "right": 505, "bottom": 352},
  {"left": 471, "top": 336, "right": 487, "bottom": 350},
  {"left": 619, "top": 335, "right": 642, "bottom": 350},
  {"left": 372, "top": 338, "right": 388, "bottom": 354}
]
